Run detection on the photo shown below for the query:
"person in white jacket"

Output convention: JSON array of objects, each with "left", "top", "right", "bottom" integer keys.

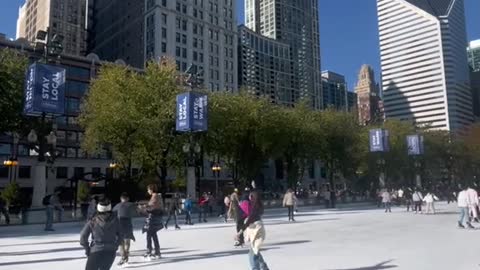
[
  {"left": 458, "top": 187, "right": 474, "bottom": 229},
  {"left": 466, "top": 186, "right": 479, "bottom": 223},
  {"left": 422, "top": 192, "right": 439, "bottom": 214},
  {"left": 412, "top": 189, "right": 423, "bottom": 214}
]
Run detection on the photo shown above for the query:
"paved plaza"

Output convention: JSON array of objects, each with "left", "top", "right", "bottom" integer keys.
[{"left": 0, "top": 202, "right": 478, "bottom": 270}]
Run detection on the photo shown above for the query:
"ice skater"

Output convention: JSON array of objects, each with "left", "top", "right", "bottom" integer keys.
[
  {"left": 184, "top": 194, "right": 194, "bottom": 225},
  {"left": 236, "top": 190, "right": 270, "bottom": 270},
  {"left": 412, "top": 188, "right": 423, "bottom": 214},
  {"left": 229, "top": 188, "right": 245, "bottom": 247},
  {"left": 198, "top": 193, "right": 209, "bottom": 223},
  {"left": 422, "top": 191, "right": 439, "bottom": 215},
  {"left": 43, "top": 188, "right": 64, "bottom": 231},
  {"left": 457, "top": 187, "right": 474, "bottom": 229},
  {"left": 283, "top": 188, "right": 297, "bottom": 221},
  {"left": 113, "top": 193, "right": 136, "bottom": 267},
  {"left": 466, "top": 185, "right": 479, "bottom": 222},
  {"left": 381, "top": 189, "right": 392, "bottom": 213},
  {"left": 139, "top": 184, "right": 164, "bottom": 260},
  {"left": 80, "top": 198, "right": 122, "bottom": 270},
  {"left": 164, "top": 193, "right": 181, "bottom": 230}
]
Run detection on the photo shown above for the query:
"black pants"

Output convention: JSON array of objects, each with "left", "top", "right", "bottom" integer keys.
[
  {"left": 414, "top": 201, "right": 422, "bottom": 212},
  {"left": 0, "top": 207, "right": 10, "bottom": 224},
  {"left": 146, "top": 231, "right": 160, "bottom": 254},
  {"left": 236, "top": 218, "right": 245, "bottom": 244},
  {"left": 198, "top": 207, "right": 207, "bottom": 222},
  {"left": 287, "top": 205, "right": 294, "bottom": 220},
  {"left": 85, "top": 250, "right": 116, "bottom": 270},
  {"left": 185, "top": 210, "right": 192, "bottom": 224},
  {"left": 165, "top": 210, "right": 178, "bottom": 226}
]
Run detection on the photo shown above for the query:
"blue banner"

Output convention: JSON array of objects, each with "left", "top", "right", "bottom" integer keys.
[
  {"left": 176, "top": 92, "right": 208, "bottom": 132},
  {"left": 407, "top": 134, "right": 424, "bottom": 155},
  {"left": 24, "top": 63, "right": 66, "bottom": 116},
  {"left": 369, "top": 129, "right": 389, "bottom": 152}
]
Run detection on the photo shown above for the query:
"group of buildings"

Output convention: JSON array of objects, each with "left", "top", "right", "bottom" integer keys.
[{"left": 0, "top": 0, "right": 479, "bottom": 192}]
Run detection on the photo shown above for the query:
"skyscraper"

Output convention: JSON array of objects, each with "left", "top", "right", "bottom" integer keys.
[
  {"left": 377, "top": 0, "right": 473, "bottom": 131},
  {"left": 245, "top": 0, "right": 322, "bottom": 109},
  {"left": 355, "top": 65, "right": 382, "bottom": 125},
  {"left": 321, "top": 71, "right": 356, "bottom": 112},
  {"left": 468, "top": 40, "right": 480, "bottom": 72},
  {"left": 145, "top": 0, "right": 238, "bottom": 92},
  {"left": 16, "top": 0, "right": 87, "bottom": 56},
  {"left": 86, "top": 0, "right": 145, "bottom": 68}
]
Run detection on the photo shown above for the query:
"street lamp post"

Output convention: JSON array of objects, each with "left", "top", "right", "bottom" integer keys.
[
  {"left": 183, "top": 141, "right": 202, "bottom": 199},
  {"left": 211, "top": 163, "right": 222, "bottom": 196},
  {"left": 414, "top": 160, "right": 422, "bottom": 188},
  {"left": 377, "top": 158, "right": 386, "bottom": 188}
]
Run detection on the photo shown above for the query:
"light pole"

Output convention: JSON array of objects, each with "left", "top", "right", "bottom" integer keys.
[
  {"left": 183, "top": 142, "right": 202, "bottom": 199},
  {"left": 377, "top": 158, "right": 386, "bottom": 188},
  {"left": 212, "top": 163, "right": 222, "bottom": 196}
]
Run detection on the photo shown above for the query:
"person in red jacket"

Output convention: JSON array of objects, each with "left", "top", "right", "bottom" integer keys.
[{"left": 198, "top": 193, "right": 209, "bottom": 223}]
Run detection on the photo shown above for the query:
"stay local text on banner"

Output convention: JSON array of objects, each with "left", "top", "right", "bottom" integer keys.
[{"left": 176, "top": 92, "right": 208, "bottom": 132}]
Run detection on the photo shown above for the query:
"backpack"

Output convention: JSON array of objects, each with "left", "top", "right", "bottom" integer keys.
[
  {"left": 239, "top": 200, "right": 250, "bottom": 219},
  {"left": 42, "top": 195, "right": 52, "bottom": 206}
]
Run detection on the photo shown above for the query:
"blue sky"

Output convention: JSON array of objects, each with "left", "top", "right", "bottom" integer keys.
[{"left": 1, "top": 0, "right": 479, "bottom": 89}]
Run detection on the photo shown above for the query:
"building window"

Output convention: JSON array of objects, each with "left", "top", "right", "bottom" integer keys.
[
  {"left": 57, "top": 167, "right": 68, "bottom": 178},
  {"left": 162, "top": 27, "right": 167, "bottom": 38},
  {"left": 92, "top": 167, "right": 101, "bottom": 177},
  {"left": 0, "top": 143, "right": 10, "bottom": 155},
  {"left": 162, "top": 13, "right": 167, "bottom": 24},
  {"left": 182, "top": 34, "right": 187, "bottom": 44},
  {"left": 0, "top": 167, "right": 8, "bottom": 178},
  {"left": 182, "top": 48, "right": 187, "bottom": 58},
  {"left": 18, "top": 166, "right": 31, "bottom": 179},
  {"left": 161, "top": 42, "right": 167, "bottom": 53},
  {"left": 176, "top": 32, "right": 181, "bottom": 42},
  {"left": 74, "top": 167, "right": 84, "bottom": 177},
  {"left": 176, "top": 47, "right": 181, "bottom": 57},
  {"left": 182, "top": 20, "right": 187, "bottom": 31},
  {"left": 162, "top": 0, "right": 166, "bottom": 6},
  {"left": 67, "top": 148, "right": 77, "bottom": 158}
]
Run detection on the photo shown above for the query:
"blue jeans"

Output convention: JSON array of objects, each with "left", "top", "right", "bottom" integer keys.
[
  {"left": 45, "top": 207, "right": 54, "bottom": 230},
  {"left": 459, "top": 207, "right": 469, "bottom": 224},
  {"left": 248, "top": 247, "right": 268, "bottom": 270}
]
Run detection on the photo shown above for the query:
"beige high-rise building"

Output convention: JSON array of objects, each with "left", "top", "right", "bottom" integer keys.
[
  {"left": 16, "top": 0, "right": 87, "bottom": 56},
  {"left": 355, "top": 65, "right": 382, "bottom": 125}
]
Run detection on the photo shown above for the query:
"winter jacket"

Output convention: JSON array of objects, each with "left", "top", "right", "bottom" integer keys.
[
  {"left": 381, "top": 192, "right": 391, "bottom": 203},
  {"left": 113, "top": 202, "right": 136, "bottom": 241},
  {"left": 80, "top": 212, "right": 122, "bottom": 254},
  {"left": 283, "top": 192, "right": 296, "bottom": 207},
  {"left": 142, "top": 194, "right": 164, "bottom": 234},
  {"left": 228, "top": 192, "right": 241, "bottom": 221},
  {"left": 466, "top": 188, "right": 479, "bottom": 206},
  {"left": 243, "top": 203, "right": 265, "bottom": 255},
  {"left": 412, "top": 192, "right": 423, "bottom": 202},
  {"left": 458, "top": 191, "right": 469, "bottom": 208},
  {"left": 422, "top": 193, "right": 438, "bottom": 203},
  {"left": 184, "top": 198, "right": 193, "bottom": 211},
  {"left": 198, "top": 197, "right": 208, "bottom": 207}
]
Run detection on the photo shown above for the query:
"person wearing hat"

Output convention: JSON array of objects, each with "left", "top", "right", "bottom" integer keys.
[{"left": 80, "top": 197, "right": 122, "bottom": 270}]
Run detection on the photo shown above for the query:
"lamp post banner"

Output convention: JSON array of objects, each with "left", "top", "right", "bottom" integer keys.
[
  {"left": 369, "top": 128, "right": 389, "bottom": 152},
  {"left": 407, "top": 134, "right": 424, "bottom": 155},
  {"left": 24, "top": 63, "right": 66, "bottom": 116},
  {"left": 176, "top": 92, "right": 208, "bottom": 132}
]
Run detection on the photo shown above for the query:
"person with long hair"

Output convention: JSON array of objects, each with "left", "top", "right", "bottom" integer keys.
[
  {"left": 236, "top": 190, "right": 270, "bottom": 270},
  {"left": 140, "top": 184, "right": 164, "bottom": 260},
  {"left": 80, "top": 198, "right": 122, "bottom": 270}
]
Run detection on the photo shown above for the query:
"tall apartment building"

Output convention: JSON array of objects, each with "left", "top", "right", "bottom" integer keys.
[
  {"left": 245, "top": 0, "right": 322, "bottom": 109},
  {"left": 86, "top": 0, "right": 145, "bottom": 68},
  {"left": 145, "top": 0, "right": 238, "bottom": 92},
  {"left": 468, "top": 40, "right": 480, "bottom": 72},
  {"left": 321, "top": 71, "right": 356, "bottom": 112},
  {"left": 377, "top": 0, "right": 473, "bottom": 131},
  {"left": 238, "top": 25, "right": 295, "bottom": 105},
  {"left": 355, "top": 65, "right": 382, "bottom": 125},
  {"left": 16, "top": 0, "right": 87, "bottom": 56}
]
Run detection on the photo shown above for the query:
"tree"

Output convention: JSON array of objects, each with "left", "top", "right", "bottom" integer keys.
[{"left": 0, "top": 49, "right": 29, "bottom": 133}]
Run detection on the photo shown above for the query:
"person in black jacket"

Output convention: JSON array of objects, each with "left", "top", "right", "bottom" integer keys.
[
  {"left": 139, "top": 184, "right": 164, "bottom": 260},
  {"left": 164, "top": 193, "right": 181, "bottom": 230},
  {"left": 112, "top": 193, "right": 136, "bottom": 267},
  {"left": 80, "top": 198, "right": 122, "bottom": 270}
]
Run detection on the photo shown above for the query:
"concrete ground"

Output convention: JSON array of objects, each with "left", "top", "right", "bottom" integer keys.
[{"left": 0, "top": 202, "right": 477, "bottom": 270}]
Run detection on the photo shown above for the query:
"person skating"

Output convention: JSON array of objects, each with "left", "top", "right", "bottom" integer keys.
[
  {"left": 184, "top": 195, "right": 194, "bottom": 225},
  {"left": 283, "top": 188, "right": 297, "bottom": 221},
  {"left": 235, "top": 190, "right": 270, "bottom": 270},
  {"left": 0, "top": 196, "right": 10, "bottom": 225},
  {"left": 466, "top": 185, "right": 479, "bottom": 222},
  {"left": 164, "top": 193, "right": 181, "bottom": 230},
  {"left": 223, "top": 194, "right": 231, "bottom": 223},
  {"left": 381, "top": 189, "right": 392, "bottom": 213},
  {"left": 423, "top": 191, "right": 439, "bottom": 215},
  {"left": 80, "top": 198, "right": 122, "bottom": 270},
  {"left": 139, "top": 184, "right": 164, "bottom": 260},
  {"left": 113, "top": 193, "right": 136, "bottom": 267},
  {"left": 404, "top": 188, "right": 413, "bottom": 212},
  {"left": 458, "top": 187, "right": 474, "bottom": 229},
  {"left": 198, "top": 193, "right": 209, "bottom": 223},
  {"left": 43, "top": 188, "right": 64, "bottom": 231},
  {"left": 412, "top": 188, "right": 423, "bottom": 214}
]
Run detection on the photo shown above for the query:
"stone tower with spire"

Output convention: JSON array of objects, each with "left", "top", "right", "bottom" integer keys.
[{"left": 355, "top": 65, "right": 383, "bottom": 125}]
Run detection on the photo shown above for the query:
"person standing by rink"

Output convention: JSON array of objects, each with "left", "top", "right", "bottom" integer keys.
[
  {"left": 236, "top": 190, "right": 270, "bottom": 270},
  {"left": 283, "top": 188, "right": 297, "bottom": 221},
  {"left": 466, "top": 185, "right": 479, "bottom": 223},
  {"left": 113, "top": 193, "right": 136, "bottom": 267},
  {"left": 458, "top": 187, "right": 474, "bottom": 229},
  {"left": 164, "top": 193, "right": 181, "bottom": 230},
  {"left": 140, "top": 184, "right": 164, "bottom": 260},
  {"left": 198, "top": 193, "right": 209, "bottom": 223},
  {"left": 44, "top": 188, "right": 64, "bottom": 231},
  {"left": 412, "top": 188, "right": 423, "bottom": 214},
  {"left": 184, "top": 194, "right": 194, "bottom": 225},
  {"left": 80, "top": 198, "right": 122, "bottom": 270}
]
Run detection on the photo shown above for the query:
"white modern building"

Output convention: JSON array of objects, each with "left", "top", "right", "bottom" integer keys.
[
  {"left": 377, "top": 0, "right": 473, "bottom": 131},
  {"left": 144, "top": 0, "right": 238, "bottom": 92},
  {"left": 245, "top": 0, "right": 322, "bottom": 109}
]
